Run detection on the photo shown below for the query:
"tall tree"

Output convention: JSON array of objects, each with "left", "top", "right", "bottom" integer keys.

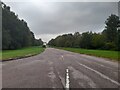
[
  {"left": 73, "top": 32, "right": 81, "bottom": 48},
  {"left": 2, "top": 2, "right": 43, "bottom": 50},
  {"left": 80, "top": 32, "right": 93, "bottom": 49},
  {"left": 103, "top": 14, "right": 119, "bottom": 42},
  {"left": 102, "top": 14, "right": 120, "bottom": 50},
  {"left": 48, "top": 14, "right": 120, "bottom": 51},
  {"left": 92, "top": 33, "right": 105, "bottom": 49}
]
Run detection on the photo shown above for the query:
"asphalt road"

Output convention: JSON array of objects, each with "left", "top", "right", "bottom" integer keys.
[{"left": 2, "top": 48, "right": 119, "bottom": 89}]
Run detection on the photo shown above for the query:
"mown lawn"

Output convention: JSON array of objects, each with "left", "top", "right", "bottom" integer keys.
[
  {"left": 61, "top": 48, "right": 119, "bottom": 61},
  {"left": 0, "top": 46, "right": 45, "bottom": 61}
]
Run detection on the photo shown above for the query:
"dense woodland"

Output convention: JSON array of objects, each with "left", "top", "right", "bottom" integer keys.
[
  {"left": 2, "top": 2, "right": 120, "bottom": 51},
  {"left": 2, "top": 3, "right": 43, "bottom": 50},
  {"left": 48, "top": 14, "right": 120, "bottom": 51}
]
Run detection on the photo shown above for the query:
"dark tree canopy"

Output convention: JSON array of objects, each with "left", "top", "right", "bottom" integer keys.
[
  {"left": 2, "top": 3, "right": 43, "bottom": 50},
  {"left": 103, "top": 14, "right": 119, "bottom": 42},
  {"left": 48, "top": 14, "right": 120, "bottom": 51},
  {"left": 102, "top": 14, "right": 120, "bottom": 50}
]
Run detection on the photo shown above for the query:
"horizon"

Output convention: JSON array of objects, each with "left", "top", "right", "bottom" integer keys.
[{"left": 2, "top": 1, "right": 118, "bottom": 43}]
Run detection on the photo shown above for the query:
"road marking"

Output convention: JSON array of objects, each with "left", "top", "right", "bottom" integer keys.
[
  {"left": 65, "top": 69, "right": 70, "bottom": 90},
  {"left": 68, "top": 66, "right": 97, "bottom": 88},
  {"left": 61, "top": 55, "right": 64, "bottom": 60},
  {"left": 77, "top": 62, "right": 120, "bottom": 86}
]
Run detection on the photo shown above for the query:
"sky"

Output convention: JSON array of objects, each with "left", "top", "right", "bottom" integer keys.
[{"left": 3, "top": 0, "right": 118, "bottom": 42}]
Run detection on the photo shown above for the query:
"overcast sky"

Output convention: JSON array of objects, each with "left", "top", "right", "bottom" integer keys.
[{"left": 3, "top": 1, "right": 118, "bottom": 42}]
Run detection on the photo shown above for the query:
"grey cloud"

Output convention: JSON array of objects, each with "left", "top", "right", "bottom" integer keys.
[
  {"left": 4, "top": 2, "right": 118, "bottom": 42},
  {"left": 32, "top": 2, "right": 118, "bottom": 34}
]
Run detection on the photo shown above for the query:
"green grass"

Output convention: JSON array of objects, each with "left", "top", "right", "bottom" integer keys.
[
  {"left": 60, "top": 48, "right": 119, "bottom": 61},
  {"left": 0, "top": 46, "right": 45, "bottom": 61}
]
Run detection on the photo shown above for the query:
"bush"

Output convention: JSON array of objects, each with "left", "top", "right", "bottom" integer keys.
[{"left": 103, "top": 42, "right": 116, "bottom": 50}]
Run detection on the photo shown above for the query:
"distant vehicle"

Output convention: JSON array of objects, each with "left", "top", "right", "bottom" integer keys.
[{"left": 42, "top": 45, "right": 46, "bottom": 48}]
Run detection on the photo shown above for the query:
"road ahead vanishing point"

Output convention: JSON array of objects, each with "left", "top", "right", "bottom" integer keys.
[{"left": 2, "top": 48, "right": 119, "bottom": 89}]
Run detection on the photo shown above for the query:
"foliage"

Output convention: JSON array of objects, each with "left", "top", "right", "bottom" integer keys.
[
  {"left": 80, "top": 32, "right": 93, "bottom": 49},
  {"left": 48, "top": 14, "right": 120, "bottom": 51},
  {"left": 2, "top": 3, "right": 43, "bottom": 50}
]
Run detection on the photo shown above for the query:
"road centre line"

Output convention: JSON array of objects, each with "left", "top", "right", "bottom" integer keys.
[
  {"left": 65, "top": 68, "right": 70, "bottom": 90},
  {"left": 61, "top": 55, "right": 64, "bottom": 60}
]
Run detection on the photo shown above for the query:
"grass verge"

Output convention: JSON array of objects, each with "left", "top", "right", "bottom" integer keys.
[
  {"left": 0, "top": 46, "right": 45, "bottom": 61},
  {"left": 60, "top": 48, "right": 119, "bottom": 61}
]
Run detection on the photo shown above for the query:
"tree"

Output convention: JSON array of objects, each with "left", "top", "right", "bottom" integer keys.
[
  {"left": 48, "top": 14, "right": 120, "bottom": 51},
  {"left": 48, "top": 39, "right": 55, "bottom": 46},
  {"left": 2, "top": 28, "right": 11, "bottom": 50},
  {"left": 73, "top": 32, "right": 81, "bottom": 48},
  {"left": 2, "top": 2, "right": 43, "bottom": 50},
  {"left": 102, "top": 14, "right": 120, "bottom": 50},
  {"left": 92, "top": 33, "right": 105, "bottom": 49},
  {"left": 80, "top": 32, "right": 93, "bottom": 49},
  {"left": 117, "top": 29, "right": 120, "bottom": 50}
]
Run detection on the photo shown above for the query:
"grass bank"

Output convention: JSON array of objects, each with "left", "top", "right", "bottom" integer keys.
[
  {"left": 60, "top": 48, "right": 119, "bottom": 61},
  {"left": 0, "top": 46, "right": 45, "bottom": 61}
]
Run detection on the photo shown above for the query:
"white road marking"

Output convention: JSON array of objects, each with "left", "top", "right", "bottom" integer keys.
[
  {"left": 65, "top": 69, "right": 70, "bottom": 90},
  {"left": 61, "top": 55, "right": 64, "bottom": 60},
  {"left": 77, "top": 62, "right": 120, "bottom": 86},
  {"left": 68, "top": 66, "right": 97, "bottom": 88}
]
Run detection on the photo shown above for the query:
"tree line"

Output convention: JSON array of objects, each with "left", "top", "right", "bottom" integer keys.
[
  {"left": 2, "top": 2, "right": 43, "bottom": 50},
  {"left": 48, "top": 14, "right": 120, "bottom": 51}
]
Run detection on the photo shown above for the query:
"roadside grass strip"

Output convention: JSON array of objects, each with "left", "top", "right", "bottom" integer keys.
[
  {"left": 61, "top": 48, "right": 119, "bottom": 61},
  {"left": 1, "top": 46, "right": 45, "bottom": 61}
]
